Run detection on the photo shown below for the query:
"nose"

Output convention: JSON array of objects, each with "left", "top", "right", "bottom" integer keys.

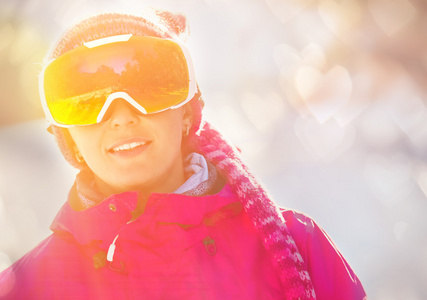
[{"left": 104, "top": 99, "right": 141, "bottom": 128}]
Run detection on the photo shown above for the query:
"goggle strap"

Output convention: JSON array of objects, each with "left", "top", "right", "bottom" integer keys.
[{"left": 84, "top": 34, "right": 132, "bottom": 48}]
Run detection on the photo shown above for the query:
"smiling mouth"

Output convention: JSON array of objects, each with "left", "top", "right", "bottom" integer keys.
[{"left": 110, "top": 141, "right": 147, "bottom": 153}]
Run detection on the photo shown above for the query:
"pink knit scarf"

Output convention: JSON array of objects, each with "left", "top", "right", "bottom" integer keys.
[{"left": 191, "top": 122, "right": 317, "bottom": 300}]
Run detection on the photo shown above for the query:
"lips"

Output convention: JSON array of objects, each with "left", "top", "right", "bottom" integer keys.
[{"left": 108, "top": 138, "right": 150, "bottom": 154}]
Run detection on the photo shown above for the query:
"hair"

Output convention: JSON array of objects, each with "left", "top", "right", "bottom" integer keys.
[{"left": 45, "top": 10, "right": 316, "bottom": 299}]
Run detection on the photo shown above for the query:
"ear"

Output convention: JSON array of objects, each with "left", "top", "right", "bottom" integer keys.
[
  {"left": 63, "top": 128, "right": 86, "bottom": 166},
  {"left": 182, "top": 102, "right": 194, "bottom": 129},
  {"left": 66, "top": 128, "right": 85, "bottom": 162},
  {"left": 71, "top": 142, "right": 80, "bottom": 156},
  {"left": 65, "top": 129, "right": 80, "bottom": 153}
]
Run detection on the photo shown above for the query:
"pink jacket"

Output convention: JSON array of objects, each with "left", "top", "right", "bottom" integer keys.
[{"left": 0, "top": 184, "right": 366, "bottom": 299}]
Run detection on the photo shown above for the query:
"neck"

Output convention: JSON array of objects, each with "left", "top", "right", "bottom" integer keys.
[
  {"left": 93, "top": 155, "right": 187, "bottom": 201},
  {"left": 94, "top": 170, "right": 186, "bottom": 197}
]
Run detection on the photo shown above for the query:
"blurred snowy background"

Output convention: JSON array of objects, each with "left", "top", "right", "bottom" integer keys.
[{"left": 1, "top": 0, "right": 427, "bottom": 299}]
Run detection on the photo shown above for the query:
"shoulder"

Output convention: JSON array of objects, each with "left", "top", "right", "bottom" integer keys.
[
  {"left": 0, "top": 232, "right": 83, "bottom": 299},
  {"left": 279, "top": 208, "right": 319, "bottom": 238},
  {"left": 279, "top": 207, "right": 367, "bottom": 300},
  {"left": 278, "top": 207, "right": 340, "bottom": 266},
  {"left": 280, "top": 208, "right": 314, "bottom": 226},
  {"left": 278, "top": 208, "right": 334, "bottom": 257}
]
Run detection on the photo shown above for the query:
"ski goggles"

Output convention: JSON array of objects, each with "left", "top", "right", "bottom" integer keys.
[{"left": 39, "top": 34, "right": 197, "bottom": 127}]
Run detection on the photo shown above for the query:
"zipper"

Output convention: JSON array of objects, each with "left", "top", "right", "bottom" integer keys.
[{"left": 107, "top": 234, "right": 119, "bottom": 262}]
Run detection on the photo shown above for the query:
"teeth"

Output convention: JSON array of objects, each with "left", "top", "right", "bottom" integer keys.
[{"left": 112, "top": 141, "right": 145, "bottom": 152}]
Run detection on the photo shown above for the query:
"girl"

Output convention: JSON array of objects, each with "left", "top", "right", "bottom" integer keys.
[{"left": 0, "top": 10, "right": 367, "bottom": 300}]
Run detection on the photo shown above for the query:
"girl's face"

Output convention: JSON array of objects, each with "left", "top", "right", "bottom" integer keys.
[{"left": 68, "top": 100, "right": 192, "bottom": 196}]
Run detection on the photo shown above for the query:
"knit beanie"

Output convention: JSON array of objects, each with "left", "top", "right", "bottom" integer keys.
[{"left": 44, "top": 10, "right": 316, "bottom": 300}]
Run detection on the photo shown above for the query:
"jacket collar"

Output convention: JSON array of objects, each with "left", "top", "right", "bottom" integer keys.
[{"left": 50, "top": 184, "right": 238, "bottom": 249}]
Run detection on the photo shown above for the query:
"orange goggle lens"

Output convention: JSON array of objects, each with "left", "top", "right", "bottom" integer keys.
[{"left": 41, "top": 35, "right": 194, "bottom": 126}]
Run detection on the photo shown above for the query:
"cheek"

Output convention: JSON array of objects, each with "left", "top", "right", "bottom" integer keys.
[
  {"left": 75, "top": 137, "right": 108, "bottom": 174},
  {"left": 159, "top": 123, "right": 183, "bottom": 150},
  {"left": 154, "top": 117, "right": 185, "bottom": 156},
  {"left": 156, "top": 113, "right": 184, "bottom": 139},
  {"left": 68, "top": 128, "right": 104, "bottom": 162}
]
